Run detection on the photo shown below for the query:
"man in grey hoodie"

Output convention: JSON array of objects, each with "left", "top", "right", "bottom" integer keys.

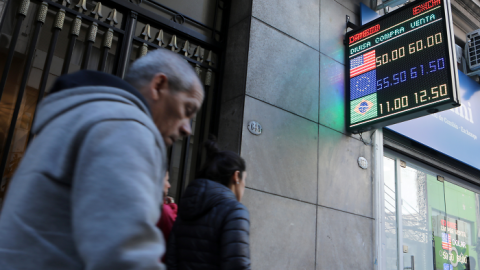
[{"left": 0, "top": 49, "right": 204, "bottom": 270}]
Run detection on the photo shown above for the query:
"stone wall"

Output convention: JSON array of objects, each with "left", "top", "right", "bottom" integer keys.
[{"left": 218, "top": 0, "right": 375, "bottom": 269}]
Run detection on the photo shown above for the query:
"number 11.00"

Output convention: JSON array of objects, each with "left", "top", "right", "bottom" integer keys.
[{"left": 379, "top": 96, "right": 408, "bottom": 114}]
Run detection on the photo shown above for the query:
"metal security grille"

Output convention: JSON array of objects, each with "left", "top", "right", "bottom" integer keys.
[
  {"left": 467, "top": 29, "right": 480, "bottom": 71},
  {"left": 0, "top": 0, "right": 229, "bottom": 206}
]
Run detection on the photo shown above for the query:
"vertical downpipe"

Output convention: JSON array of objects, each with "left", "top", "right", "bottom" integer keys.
[{"left": 374, "top": 128, "right": 385, "bottom": 270}]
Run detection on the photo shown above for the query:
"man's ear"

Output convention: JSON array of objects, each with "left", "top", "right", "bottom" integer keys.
[
  {"left": 232, "top": 171, "right": 241, "bottom": 183},
  {"left": 149, "top": 73, "right": 168, "bottom": 101}
]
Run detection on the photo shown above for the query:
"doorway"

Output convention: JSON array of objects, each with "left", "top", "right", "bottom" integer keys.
[
  {"left": 0, "top": 0, "right": 229, "bottom": 207},
  {"left": 383, "top": 151, "right": 480, "bottom": 270}
]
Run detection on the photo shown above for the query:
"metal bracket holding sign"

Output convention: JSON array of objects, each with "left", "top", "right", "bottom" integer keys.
[
  {"left": 345, "top": 0, "right": 460, "bottom": 134},
  {"left": 344, "top": 15, "right": 359, "bottom": 45},
  {"left": 346, "top": 15, "right": 358, "bottom": 32}
]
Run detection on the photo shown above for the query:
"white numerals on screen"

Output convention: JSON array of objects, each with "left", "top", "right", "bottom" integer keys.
[
  {"left": 414, "top": 84, "right": 447, "bottom": 104},
  {"left": 376, "top": 47, "right": 406, "bottom": 67},
  {"left": 379, "top": 96, "right": 408, "bottom": 114}
]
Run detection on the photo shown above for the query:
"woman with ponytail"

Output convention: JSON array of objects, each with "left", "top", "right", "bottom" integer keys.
[{"left": 166, "top": 137, "right": 251, "bottom": 270}]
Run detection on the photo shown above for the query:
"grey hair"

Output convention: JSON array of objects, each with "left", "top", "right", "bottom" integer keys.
[{"left": 125, "top": 49, "right": 201, "bottom": 93}]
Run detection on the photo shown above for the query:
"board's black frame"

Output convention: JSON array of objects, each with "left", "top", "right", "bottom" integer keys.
[{"left": 345, "top": 0, "right": 460, "bottom": 134}]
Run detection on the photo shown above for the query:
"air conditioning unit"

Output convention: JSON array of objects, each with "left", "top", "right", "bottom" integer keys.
[
  {"left": 456, "top": 44, "right": 467, "bottom": 74},
  {"left": 466, "top": 30, "right": 480, "bottom": 71}
]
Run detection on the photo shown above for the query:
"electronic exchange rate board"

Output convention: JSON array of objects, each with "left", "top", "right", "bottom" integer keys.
[{"left": 346, "top": 0, "right": 460, "bottom": 134}]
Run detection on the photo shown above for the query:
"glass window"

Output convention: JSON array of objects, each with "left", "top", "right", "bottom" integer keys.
[
  {"left": 400, "top": 165, "right": 436, "bottom": 270},
  {"left": 383, "top": 152, "right": 479, "bottom": 270},
  {"left": 441, "top": 182, "right": 475, "bottom": 269},
  {"left": 384, "top": 156, "right": 398, "bottom": 270}
]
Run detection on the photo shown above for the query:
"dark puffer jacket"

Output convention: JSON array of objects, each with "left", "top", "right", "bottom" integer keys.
[{"left": 166, "top": 179, "right": 250, "bottom": 270}]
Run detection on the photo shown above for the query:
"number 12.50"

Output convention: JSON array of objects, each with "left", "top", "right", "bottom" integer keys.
[{"left": 413, "top": 84, "right": 448, "bottom": 103}]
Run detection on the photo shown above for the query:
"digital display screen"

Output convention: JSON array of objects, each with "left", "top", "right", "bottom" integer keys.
[{"left": 346, "top": 0, "right": 460, "bottom": 133}]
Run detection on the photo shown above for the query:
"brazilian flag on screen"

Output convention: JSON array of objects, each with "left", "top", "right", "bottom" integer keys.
[{"left": 350, "top": 93, "right": 378, "bottom": 124}]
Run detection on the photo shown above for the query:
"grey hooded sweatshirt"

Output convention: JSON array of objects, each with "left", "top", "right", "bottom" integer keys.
[{"left": 0, "top": 71, "right": 167, "bottom": 270}]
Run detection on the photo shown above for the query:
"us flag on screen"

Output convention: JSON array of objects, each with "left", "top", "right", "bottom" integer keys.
[
  {"left": 350, "top": 50, "right": 376, "bottom": 78},
  {"left": 442, "top": 233, "right": 452, "bottom": 251}
]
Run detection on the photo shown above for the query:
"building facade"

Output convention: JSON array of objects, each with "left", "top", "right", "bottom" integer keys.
[{"left": 0, "top": 0, "right": 480, "bottom": 269}]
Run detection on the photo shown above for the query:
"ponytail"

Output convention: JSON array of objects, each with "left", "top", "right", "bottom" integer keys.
[{"left": 197, "top": 135, "right": 246, "bottom": 187}]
